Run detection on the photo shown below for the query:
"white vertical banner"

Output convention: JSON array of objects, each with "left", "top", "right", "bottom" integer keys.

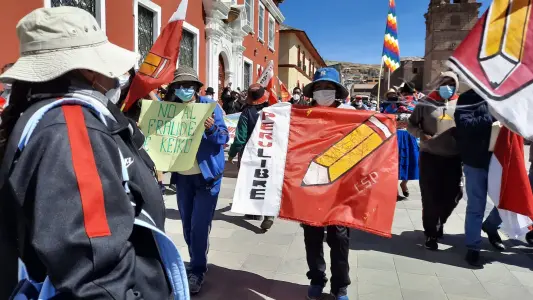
[{"left": 231, "top": 103, "right": 292, "bottom": 216}]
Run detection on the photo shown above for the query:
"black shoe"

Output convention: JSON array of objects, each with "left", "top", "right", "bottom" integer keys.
[
  {"left": 465, "top": 250, "right": 483, "bottom": 267},
  {"left": 482, "top": 225, "right": 506, "bottom": 251},
  {"left": 261, "top": 217, "right": 274, "bottom": 230},
  {"left": 526, "top": 230, "right": 533, "bottom": 246},
  {"left": 425, "top": 237, "right": 438, "bottom": 251}
]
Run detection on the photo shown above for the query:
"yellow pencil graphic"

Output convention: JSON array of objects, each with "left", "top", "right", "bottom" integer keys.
[
  {"left": 302, "top": 116, "right": 392, "bottom": 186},
  {"left": 479, "top": 0, "right": 531, "bottom": 86}
]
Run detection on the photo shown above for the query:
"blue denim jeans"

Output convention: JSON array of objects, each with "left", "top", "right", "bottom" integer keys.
[{"left": 464, "top": 165, "right": 502, "bottom": 251}]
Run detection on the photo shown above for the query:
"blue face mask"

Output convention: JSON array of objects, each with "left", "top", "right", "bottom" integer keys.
[
  {"left": 438, "top": 85, "right": 455, "bottom": 100},
  {"left": 174, "top": 88, "right": 195, "bottom": 102}
]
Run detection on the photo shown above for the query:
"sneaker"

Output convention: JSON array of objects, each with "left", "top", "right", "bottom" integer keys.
[
  {"left": 261, "top": 216, "right": 274, "bottom": 230},
  {"left": 188, "top": 274, "right": 204, "bottom": 295},
  {"left": 525, "top": 230, "right": 533, "bottom": 246},
  {"left": 425, "top": 237, "right": 438, "bottom": 251},
  {"left": 307, "top": 285, "right": 323, "bottom": 300},
  {"left": 482, "top": 225, "right": 506, "bottom": 251},
  {"left": 465, "top": 249, "right": 483, "bottom": 267},
  {"left": 331, "top": 287, "right": 349, "bottom": 300}
]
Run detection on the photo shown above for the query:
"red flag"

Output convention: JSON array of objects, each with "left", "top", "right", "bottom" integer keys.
[
  {"left": 122, "top": 0, "right": 189, "bottom": 111},
  {"left": 280, "top": 108, "right": 398, "bottom": 236},
  {"left": 279, "top": 78, "right": 290, "bottom": 102},
  {"left": 491, "top": 128, "right": 533, "bottom": 217},
  {"left": 257, "top": 66, "right": 263, "bottom": 80},
  {"left": 257, "top": 60, "right": 278, "bottom": 105},
  {"left": 0, "top": 96, "right": 6, "bottom": 108},
  {"left": 448, "top": 1, "right": 533, "bottom": 140}
]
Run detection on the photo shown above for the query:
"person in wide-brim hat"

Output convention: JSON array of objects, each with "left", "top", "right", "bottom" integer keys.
[
  {"left": 0, "top": 8, "right": 137, "bottom": 83},
  {"left": 0, "top": 6, "right": 183, "bottom": 300},
  {"left": 303, "top": 67, "right": 349, "bottom": 100},
  {"left": 170, "top": 66, "right": 204, "bottom": 88}
]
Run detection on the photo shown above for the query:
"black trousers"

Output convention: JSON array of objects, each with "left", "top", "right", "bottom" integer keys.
[
  {"left": 303, "top": 225, "right": 350, "bottom": 293},
  {"left": 419, "top": 152, "right": 463, "bottom": 238}
]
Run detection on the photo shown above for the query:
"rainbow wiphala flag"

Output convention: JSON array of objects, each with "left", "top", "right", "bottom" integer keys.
[{"left": 382, "top": 0, "right": 400, "bottom": 72}]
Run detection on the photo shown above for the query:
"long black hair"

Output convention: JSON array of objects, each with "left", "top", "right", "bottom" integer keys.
[{"left": 0, "top": 75, "right": 71, "bottom": 161}]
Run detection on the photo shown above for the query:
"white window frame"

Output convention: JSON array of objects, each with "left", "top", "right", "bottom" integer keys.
[
  {"left": 134, "top": 0, "right": 162, "bottom": 63},
  {"left": 268, "top": 14, "right": 276, "bottom": 51},
  {"left": 244, "top": 0, "right": 254, "bottom": 34},
  {"left": 258, "top": 3, "right": 265, "bottom": 43},
  {"left": 243, "top": 56, "right": 254, "bottom": 89},
  {"left": 179, "top": 21, "right": 200, "bottom": 72},
  {"left": 44, "top": 0, "right": 106, "bottom": 33}
]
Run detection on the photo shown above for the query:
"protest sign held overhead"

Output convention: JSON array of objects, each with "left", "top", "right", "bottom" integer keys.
[
  {"left": 232, "top": 104, "right": 398, "bottom": 237},
  {"left": 448, "top": 0, "right": 533, "bottom": 140},
  {"left": 138, "top": 100, "right": 215, "bottom": 171}
]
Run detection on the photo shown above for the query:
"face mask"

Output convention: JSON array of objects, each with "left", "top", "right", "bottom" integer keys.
[
  {"left": 313, "top": 90, "right": 336, "bottom": 106},
  {"left": 355, "top": 101, "right": 363, "bottom": 107},
  {"left": 292, "top": 94, "right": 300, "bottom": 101},
  {"left": 175, "top": 88, "right": 195, "bottom": 102},
  {"left": 438, "top": 85, "right": 455, "bottom": 100},
  {"left": 3, "top": 83, "right": 12, "bottom": 90},
  {"left": 94, "top": 79, "right": 121, "bottom": 104},
  {"left": 118, "top": 74, "right": 131, "bottom": 89}
]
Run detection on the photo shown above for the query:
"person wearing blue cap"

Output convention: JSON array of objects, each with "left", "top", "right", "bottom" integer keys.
[{"left": 301, "top": 67, "right": 352, "bottom": 300}]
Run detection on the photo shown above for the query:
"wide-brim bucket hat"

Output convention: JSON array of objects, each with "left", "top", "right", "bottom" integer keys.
[
  {"left": 171, "top": 66, "right": 204, "bottom": 88},
  {"left": 303, "top": 67, "right": 349, "bottom": 100},
  {"left": 246, "top": 83, "right": 268, "bottom": 105},
  {"left": 0, "top": 7, "right": 137, "bottom": 83}
]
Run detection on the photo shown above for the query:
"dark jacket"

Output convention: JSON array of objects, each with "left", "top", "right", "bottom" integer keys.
[
  {"left": 228, "top": 104, "right": 265, "bottom": 158},
  {"left": 454, "top": 89, "right": 495, "bottom": 169},
  {"left": 0, "top": 100, "right": 172, "bottom": 299}
]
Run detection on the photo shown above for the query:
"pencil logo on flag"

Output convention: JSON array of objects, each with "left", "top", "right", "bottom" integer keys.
[
  {"left": 302, "top": 116, "right": 393, "bottom": 186},
  {"left": 139, "top": 53, "right": 170, "bottom": 79},
  {"left": 479, "top": 0, "right": 531, "bottom": 87}
]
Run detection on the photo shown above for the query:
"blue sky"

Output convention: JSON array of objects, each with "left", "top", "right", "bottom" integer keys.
[{"left": 279, "top": 0, "right": 493, "bottom": 64}]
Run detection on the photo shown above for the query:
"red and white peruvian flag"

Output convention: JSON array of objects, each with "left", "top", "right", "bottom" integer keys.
[
  {"left": 122, "top": 0, "right": 189, "bottom": 111},
  {"left": 257, "top": 60, "right": 278, "bottom": 105},
  {"left": 488, "top": 127, "right": 533, "bottom": 238}
]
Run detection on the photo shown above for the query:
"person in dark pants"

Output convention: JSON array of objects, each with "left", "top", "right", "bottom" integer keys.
[
  {"left": 166, "top": 66, "right": 229, "bottom": 294},
  {"left": 302, "top": 67, "right": 353, "bottom": 300},
  {"left": 227, "top": 84, "right": 275, "bottom": 229},
  {"left": 455, "top": 89, "right": 505, "bottom": 266},
  {"left": 407, "top": 71, "right": 463, "bottom": 251}
]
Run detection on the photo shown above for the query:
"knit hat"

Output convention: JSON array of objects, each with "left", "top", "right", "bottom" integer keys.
[{"left": 247, "top": 83, "right": 268, "bottom": 105}]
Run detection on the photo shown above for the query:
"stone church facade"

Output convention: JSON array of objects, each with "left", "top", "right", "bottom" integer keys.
[{"left": 423, "top": 0, "right": 481, "bottom": 90}]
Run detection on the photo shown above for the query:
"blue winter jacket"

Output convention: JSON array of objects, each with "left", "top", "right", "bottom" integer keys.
[{"left": 194, "top": 96, "right": 229, "bottom": 193}]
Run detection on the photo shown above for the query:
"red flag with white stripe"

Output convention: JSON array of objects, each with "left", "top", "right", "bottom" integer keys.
[
  {"left": 488, "top": 127, "right": 533, "bottom": 238},
  {"left": 231, "top": 104, "right": 398, "bottom": 237},
  {"left": 122, "top": 0, "right": 189, "bottom": 111}
]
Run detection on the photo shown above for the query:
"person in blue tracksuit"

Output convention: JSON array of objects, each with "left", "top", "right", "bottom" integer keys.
[{"left": 165, "top": 66, "right": 229, "bottom": 295}]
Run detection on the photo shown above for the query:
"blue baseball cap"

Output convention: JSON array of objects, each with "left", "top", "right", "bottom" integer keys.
[{"left": 303, "top": 67, "right": 349, "bottom": 99}]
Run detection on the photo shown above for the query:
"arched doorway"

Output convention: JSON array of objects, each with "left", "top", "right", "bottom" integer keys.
[{"left": 218, "top": 55, "right": 226, "bottom": 102}]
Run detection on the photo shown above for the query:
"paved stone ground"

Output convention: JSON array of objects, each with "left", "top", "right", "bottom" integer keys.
[{"left": 163, "top": 165, "right": 533, "bottom": 300}]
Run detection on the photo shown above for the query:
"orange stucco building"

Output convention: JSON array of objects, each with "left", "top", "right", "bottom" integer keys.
[{"left": 0, "top": 0, "right": 285, "bottom": 99}]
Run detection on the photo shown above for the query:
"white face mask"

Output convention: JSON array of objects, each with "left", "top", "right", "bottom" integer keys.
[
  {"left": 106, "top": 86, "right": 121, "bottom": 104},
  {"left": 3, "top": 83, "right": 12, "bottom": 90},
  {"left": 118, "top": 74, "right": 131, "bottom": 89},
  {"left": 293, "top": 94, "right": 301, "bottom": 101},
  {"left": 313, "top": 90, "right": 336, "bottom": 106}
]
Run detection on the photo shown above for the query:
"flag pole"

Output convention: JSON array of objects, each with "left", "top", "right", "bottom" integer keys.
[
  {"left": 377, "top": 58, "right": 384, "bottom": 112},
  {"left": 387, "top": 68, "right": 391, "bottom": 90}
]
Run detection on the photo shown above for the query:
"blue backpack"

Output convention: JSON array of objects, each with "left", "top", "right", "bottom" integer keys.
[{"left": 0, "top": 98, "right": 189, "bottom": 300}]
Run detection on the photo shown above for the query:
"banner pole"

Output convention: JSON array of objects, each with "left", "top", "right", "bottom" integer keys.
[
  {"left": 387, "top": 68, "right": 391, "bottom": 90},
  {"left": 377, "top": 58, "right": 384, "bottom": 112}
]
